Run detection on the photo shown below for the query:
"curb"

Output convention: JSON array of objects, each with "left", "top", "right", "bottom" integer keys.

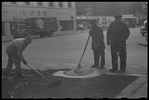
[
  {"left": 138, "top": 42, "right": 147, "bottom": 47},
  {"left": 116, "top": 76, "right": 147, "bottom": 98}
]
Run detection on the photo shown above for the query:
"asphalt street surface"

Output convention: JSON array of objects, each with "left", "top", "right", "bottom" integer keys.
[{"left": 2, "top": 27, "right": 147, "bottom": 98}]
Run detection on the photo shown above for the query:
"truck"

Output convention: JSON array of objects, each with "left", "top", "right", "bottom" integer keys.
[{"left": 25, "top": 17, "right": 58, "bottom": 37}]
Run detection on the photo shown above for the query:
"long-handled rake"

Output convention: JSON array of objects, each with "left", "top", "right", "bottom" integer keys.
[
  {"left": 26, "top": 64, "right": 61, "bottom": 88},
  {"left": 74, "top": 35, "right": 90, "bottom": 73}
]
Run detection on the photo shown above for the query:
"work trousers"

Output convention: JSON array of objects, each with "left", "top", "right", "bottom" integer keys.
[
  {"left": 6, "top": 51, "right": 21, "bottom": 74},
  {"left": 93, "top": 48, "right": 105, "bottom": 66},
  {"left": 111, "top": 40, "right": 127, "bottom": 71}
]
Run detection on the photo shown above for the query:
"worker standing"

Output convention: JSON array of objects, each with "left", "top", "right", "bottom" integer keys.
[
  {"left": 107, "top": 15, "right": 130, "bottom": 72},
  {"left": 89, "top": 20, "right": 105, "bottom": 69}
]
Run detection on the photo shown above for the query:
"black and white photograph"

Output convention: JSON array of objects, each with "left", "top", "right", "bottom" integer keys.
[{"left": 2, "top": 1, "right": 147, "bottom": 98}]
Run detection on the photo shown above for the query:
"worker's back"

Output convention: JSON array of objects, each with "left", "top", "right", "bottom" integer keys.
[{"left": 6, "top": 38, "right": 26, "bottom": 54}]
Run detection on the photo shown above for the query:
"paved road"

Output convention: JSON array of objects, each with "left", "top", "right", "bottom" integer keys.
[
  {"left": 2, "top": 28, "right": 147, "bottom": 74},
  {"left": 2, "top": 28, "right": 147, "bottom": 98}
]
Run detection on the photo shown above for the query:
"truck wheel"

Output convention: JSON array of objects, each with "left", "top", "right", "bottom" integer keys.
[{"left": 39, "top": 34, "right": 45, "bottom": 38}]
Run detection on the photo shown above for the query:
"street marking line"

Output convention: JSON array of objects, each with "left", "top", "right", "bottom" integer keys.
[{"left": 116, "top": 76, "right": 147, "bottom": 98}]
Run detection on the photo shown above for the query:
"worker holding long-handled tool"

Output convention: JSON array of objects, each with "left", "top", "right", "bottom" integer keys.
[
  {"left": 74, "top": 35, "right": 90, "bottom": 73},
  {"left": 89, "top": 19, "right": 105, "bottom": 69},
  {"left": 4, "top": 36, "right": 61, "bottom": 87},
  {"left": 4, "top": 36, "right": 32, "bottom": 78},
  {"left": 74, "top": 19, "right": 105, "bottom": 73}
]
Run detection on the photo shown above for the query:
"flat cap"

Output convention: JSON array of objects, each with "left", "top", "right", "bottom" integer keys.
[{"left": 114, "top": 15, "right": 123, "bottom": 18}]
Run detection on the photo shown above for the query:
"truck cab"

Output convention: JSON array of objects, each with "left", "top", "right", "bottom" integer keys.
[{"left": 10, "top": 17, "right": 58, "bottom": 38}]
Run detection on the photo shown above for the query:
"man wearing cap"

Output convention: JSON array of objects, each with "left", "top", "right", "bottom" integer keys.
[
  {"left": 12, "top": 30, "right": 28, "bottom": 39},
  {"left": 107, "top": 15, "right": 130, "bottom": 72},
  {"left": 4, "top": 36, "right": 32, "bottom": 78},
  {"left": 20, "top": 31, "right": 29, "bottom": 38},
  {"left": 89, "top": 20, "right": 105, "bottom": 69}
]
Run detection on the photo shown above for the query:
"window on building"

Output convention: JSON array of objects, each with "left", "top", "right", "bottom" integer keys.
[
  {"left": 49, "top": 2, "right": 53, "bottom": 6},
  {"left": 25, "top": 2, "right": 31, "bottom": 5},
  {"left": 59, "top": 2, "right": 63, "bottom": 7},
  {"left": 10, "top": 2, "right": 17, "bottom": 4},
  {"left": 68, "top": 2, "right": 72, "bottom": 8},
  {"left": 37, "top": 2, "right": 43, "bottom": 6}
]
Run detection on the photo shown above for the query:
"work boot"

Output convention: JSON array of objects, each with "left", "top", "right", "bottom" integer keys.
[
  {"left": 118, "top": 69, "right": 126, "bottom": 73},
  {"left": 91, "top": 64, "right": 98, "bottom": 68},
  {"left": 109, "top": 68, "right": 118, "bottom": 73},
  {"left": 98, "top": 65, "right": 104, "bottom": 69}
]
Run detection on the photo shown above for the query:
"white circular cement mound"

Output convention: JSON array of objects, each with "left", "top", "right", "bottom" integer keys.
[{"left": 52, "top": 69, "right": 101, "bottom": 78}]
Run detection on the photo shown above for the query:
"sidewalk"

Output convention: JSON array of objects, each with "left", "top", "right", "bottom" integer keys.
[
  {"left": 138, "top": 35, "right": 148, "bottom": 47},
  {"left": 138, "top": 39, "right": 148, "bottom": 47},
  {"left": 116, "top": 75, "right": 147, "bottom": 98}
]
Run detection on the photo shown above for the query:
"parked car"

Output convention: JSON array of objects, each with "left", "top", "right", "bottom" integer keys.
[{"left": 140, "top": 20, "right": 147, "bottom": 36}]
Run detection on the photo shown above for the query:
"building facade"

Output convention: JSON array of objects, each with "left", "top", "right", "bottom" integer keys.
[
  {"left": 75, "top": 2, "right": 144, "bottom": 29},
  {"left": 2, "top": 2, "right": 76, "bottom": 37},
  {"left": 76, "top": 2, "right": 143, "bottom": 16}
]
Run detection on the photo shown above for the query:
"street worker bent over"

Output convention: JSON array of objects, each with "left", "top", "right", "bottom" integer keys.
[
  {"left": 107, "top": 15, "right": 130, "bottom": 73},
  {"left": 4, "top": 36, "right": 32, "bottom": 78},
  {"left": 89, "top": 20, "right": 105, "bottom": 69}
]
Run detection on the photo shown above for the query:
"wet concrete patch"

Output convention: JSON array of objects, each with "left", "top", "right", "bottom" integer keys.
[
  {"left": 2, "top": 68, "right": 63, "bottom": 98},
  {"left": 82, "top": 74, "right": 139, "bottom": 98},
  {"left": 2, "top": 68, "right": 139, "bottom": 98}
]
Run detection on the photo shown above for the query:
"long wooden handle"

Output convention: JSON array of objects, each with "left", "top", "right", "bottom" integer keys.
[
  {"left": 78, "top": 35, "right": 90, "bottom": 64},
  {"left": 26, "top": 64, "right": 52, "bottom": 83}
]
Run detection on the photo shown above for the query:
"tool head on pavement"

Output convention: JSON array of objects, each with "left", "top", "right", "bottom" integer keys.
[
  {"left": 74, "top": 35, "right": 90, "bottom": 73},
  {"left": 26, "top": 64, "right": 61, "bottom": 88},
  {"left": 46, "top": 80, "right": 61, "bottom": 88},
  {"left": 74, "top": 64, "right": 82, "bottom": 73}
]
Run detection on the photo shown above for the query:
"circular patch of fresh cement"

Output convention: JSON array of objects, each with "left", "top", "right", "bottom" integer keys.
[{"left": 53, "top": 67, "right": 101, "bottom": 78}]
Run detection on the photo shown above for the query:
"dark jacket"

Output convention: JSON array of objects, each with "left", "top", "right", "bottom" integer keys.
[
  {"left": 5, "top": 38, "right": 28, "bottom": 63},
  {"left": 107, "top": 21, "right": 130, "bottom": 42},
  {"left": 89, "top": 24, "right": 105, "bottom": 50}
]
